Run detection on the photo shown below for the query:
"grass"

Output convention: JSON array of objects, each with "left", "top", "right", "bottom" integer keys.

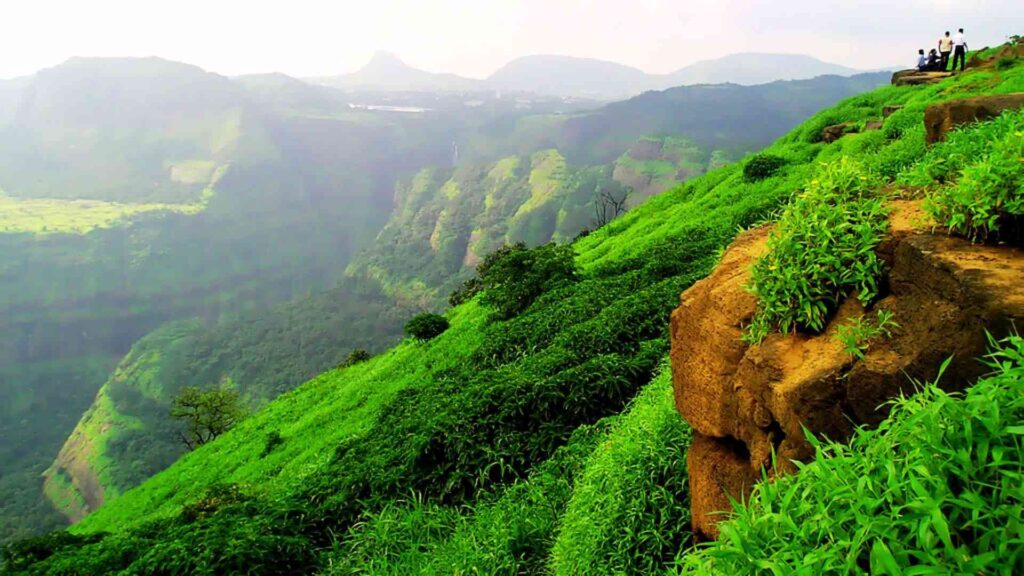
[
  {"left": 6, "top": 43, "right": 1024, "bottom": 576},
  {"left": 676, "top": 335, "right": 1024, "bottom": 576},
  {"left": 0, "top": 188, "right": 212, "bottom": 235}
]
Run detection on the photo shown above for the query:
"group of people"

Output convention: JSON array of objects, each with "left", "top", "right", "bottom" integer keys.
[{"left": 917, "top": 29, "right": 969, "bottom": 72}]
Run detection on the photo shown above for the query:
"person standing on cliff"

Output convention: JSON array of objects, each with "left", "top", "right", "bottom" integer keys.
[
  {"left": 952, "top": 28, "right": 969, "bottom": 72},
  {"left": 938, "top": 31, "right": 954, "bottom": 70}
]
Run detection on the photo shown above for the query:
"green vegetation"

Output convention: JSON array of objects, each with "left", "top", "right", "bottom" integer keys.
[
  {"left": 677, "top": 336, "right": 1024, "bottom": 575},
  {"left": 835, "top": 309, "right": 899, "bottom": 360},
  {"left": 743, "top": 153, "right": 787, "bottom": 182},
  {"left": 913, "top": 109, "right": 1024, "bottom": 241},
  {"left": 339, "top": 349, "right": 372, "bottom": 368},
  {"left": 403, "top": 313, "right": 450, "bottom": 341},
  {"left": 477, "top": 242, "right": 579, "bottom": 319},
  {"left": 6, "top": 43, "right": 1024, "bottom": 575},
  {"left": 170, "top": 386, "right": 248, "bottom": 451},
  {"left": 747, "top": 158, "right": 889, "bottom": 342}
]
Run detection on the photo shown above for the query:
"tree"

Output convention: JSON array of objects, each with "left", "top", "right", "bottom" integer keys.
[
  {"left": 170, "top": 386, "right": 247, "bottom": 450},
  {"left": 404, "top": 313, "right": 450, "bottom": 341},
  {"left": 594, "top": 186, "right": 632, "bottom": 228}
]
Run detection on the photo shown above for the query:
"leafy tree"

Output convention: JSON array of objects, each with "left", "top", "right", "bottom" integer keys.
[
  {"left": 478, "top": 242, "right": 578, "bottom": 320},
  {"left": 448, "top": 277, "right": 483, "bottom": 308},
  {"left": 404, "top": 313, "right": 450, "bottom": 341},
  {"left": 170, "top": 387, "right": 247, "bottom": 451}
]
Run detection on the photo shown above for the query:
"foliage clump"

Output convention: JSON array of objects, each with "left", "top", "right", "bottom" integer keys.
[
  {"left": 678, "top": 335, "right": 1024, "bottom": 575},
  {"left": 921, "top": 109, "right": 1024, "bottom": 241},
  {"left": 747, "top": 158, "right": 889, "bottom": 342},
  {"left": 338, "top": 348, "right": 371, "bottom": 369},
  {"left": 743, "top": 154, "right": 787, "bottom": 182},
  {"left": 477, "top": 242, "right": 579, "bottom": 320},
  {"left": 403, "top": 313, "right": 450, "bottom": 341},
  {"left": 835, "top": 309, "right": 898, "bottom": 360}
]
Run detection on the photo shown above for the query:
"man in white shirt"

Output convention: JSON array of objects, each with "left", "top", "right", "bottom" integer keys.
[
  {"left": 952, "top": 28, "right": 969, "bottom": 72},
  {"left": 917, "top": 49, "right": 928, "bottom": 71}
]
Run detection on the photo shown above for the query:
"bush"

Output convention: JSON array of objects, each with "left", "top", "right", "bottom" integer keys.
[
  {"left": 404, "top": 313, "right": 450, "bottom": 341},
  {"left": 747, "top": 158, "right": 889, "bottom": 342},
  {"left": 261, "top": 431, "right": 284, "bottom": 458},
  {"left": 478, "top": 242, "right": 579, "bottom": 320},
  {"left": 678, "top": 334, "right": 1024, "bottom": 575},
  {"left": 996, "top": 56, "right": 1018, "bottom": 71},
  {"left": 743, "top": 154, "right": 787, "bottom": 182},
  {"left": 924, "top": 110, "right": 1024, "bottom": 241},
  {"left": 339, "top": 348, "right": 371, "bottom": 369}
]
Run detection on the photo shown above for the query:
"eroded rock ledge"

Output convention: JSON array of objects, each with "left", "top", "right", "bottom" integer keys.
[{"left": 670, "top": 201, "right": 1024, "bottom": 539}]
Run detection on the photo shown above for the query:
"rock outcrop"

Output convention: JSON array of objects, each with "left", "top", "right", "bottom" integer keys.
[
  {"left": 671, "top": 201, "right": 1024, "bottom": 539},
  {"left": 924, "top": 93, "right": 1024, "bottom": 143},
  {"left": 820, "top": 122, "right": 856, "bottom": 143},
  {"left": 891, "top": 70, "right": 954, "bottom": 86}
]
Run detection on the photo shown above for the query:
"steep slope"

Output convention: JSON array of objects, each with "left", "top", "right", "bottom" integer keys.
[
  {"left": 0, "top": 56, "right": 460, "bottom": 542},
  {"left": 9, "top": 48, "right": 1022, "bottom": 575},
  {"left": 23, "top": 65, "right": 890, "bottom": 534}
]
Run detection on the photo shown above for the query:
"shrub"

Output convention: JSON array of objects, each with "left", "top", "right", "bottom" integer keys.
[
  {"left": 404, "top": 313, "right": 450, "bottom": 341},
  {"left": 261, "top": 431, "right": 284, "bottom": 458},
  {"left": 834, "top": 309, "right": 899, "bottom": 360},
  {"left": 478, "top": 242, "right": 579, "bottom": 320},
  {"left": 339, "top": 348, "right": 371, "bottom": 369},
  {"left": 996, "top": 56, "right": 1018, "bottom": 71},
  {"left": 747, "top": 158, "right": 889, "bottom": 342},
  {"left": 743, "top": 154, "right": 787, "bottom": 182},
  {"left": 924, "top": 111, "right": 1024, "bottom": 241},
  {"left": 677, "top": 335, "right": 1024, "bottom": 575}
]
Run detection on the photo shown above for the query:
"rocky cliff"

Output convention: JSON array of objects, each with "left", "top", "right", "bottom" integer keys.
[{"left": 670, "top": 200, "right": 1024, "bottom": 539}]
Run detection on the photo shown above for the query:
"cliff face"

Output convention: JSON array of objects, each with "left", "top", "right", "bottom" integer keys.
[{"left": 670, "top": 201, "right": 1024, "bottom": 539}]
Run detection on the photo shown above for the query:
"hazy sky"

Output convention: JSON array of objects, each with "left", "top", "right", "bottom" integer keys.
[{"left": 3, "top": 0, "right": 1022, "bottom": 79}]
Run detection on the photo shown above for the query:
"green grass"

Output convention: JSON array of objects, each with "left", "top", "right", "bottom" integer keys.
[
  {"left": 0, "top": 187, "right": 211, "bottom": 235},
  {"left": 676, "top": 335, "right": 1024, "bottom": 575},
  {"left": 6, "top": 44, "right": 1024, "bottom": 576}
]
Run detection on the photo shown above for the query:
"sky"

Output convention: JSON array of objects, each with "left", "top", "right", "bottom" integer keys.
[{"left": 2, "top": 0, "right": 1022, "bottom": 79}]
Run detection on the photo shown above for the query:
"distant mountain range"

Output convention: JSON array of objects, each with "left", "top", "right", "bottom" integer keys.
[{"left": 309, "top": 51, "right": 891, "bottom": 100}]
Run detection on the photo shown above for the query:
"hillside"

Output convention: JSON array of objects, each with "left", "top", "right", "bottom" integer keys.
[
  {"left": 0, "top": 56, "right": 470, "bottom": 542},
  {"left": 5, "top": 43, "right": 1022, "bottom": 575},
  {"left": 24, "top": 65, "right": 893, "bottom": 531}
]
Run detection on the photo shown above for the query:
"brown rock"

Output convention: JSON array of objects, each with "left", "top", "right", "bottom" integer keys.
[
  {"left": 891, "top": 70, "right": 954, "bottom": 86},
  {"left": 882, "top": 105, "right": 904, "bottom": 118},
  {"left": 864, "top": 119, "right": 884, "bottom": 131},
  {"left": 820, "top": 122, "right": 856, "bottom": 143},
  {"left": 687, "top": 434, "right": 759, "bottom": 541},
  {"left": 671, "top": 200, "right": 1024, "bottom": 538},
  {"left": 924, "top": 93, "right": 1024, "bottom": 144}
]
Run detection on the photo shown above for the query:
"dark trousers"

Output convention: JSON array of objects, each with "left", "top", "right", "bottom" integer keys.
[
  {"left": 940, "top": 51, "right": 951, "bottom": 70},
  {"left": 952, "top": 46, "right": 967, "bottom": 71}
]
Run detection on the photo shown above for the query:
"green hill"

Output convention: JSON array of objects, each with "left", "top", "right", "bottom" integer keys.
[
  {"left": 17, "top": 66, "right": 893, "bottom": 536},
  {"left": 5, "top": 45, "right": 1023, "bottom": 575}
]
